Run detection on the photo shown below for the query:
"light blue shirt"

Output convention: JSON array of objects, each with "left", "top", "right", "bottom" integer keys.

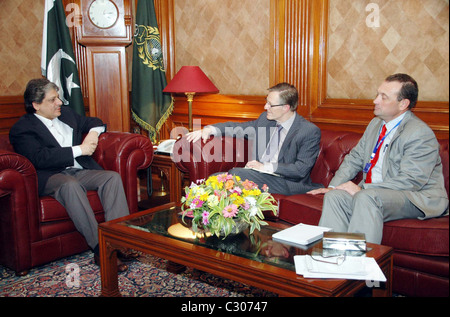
[{"left": 370, "top": 112, "right": 406, "bottom": 183}]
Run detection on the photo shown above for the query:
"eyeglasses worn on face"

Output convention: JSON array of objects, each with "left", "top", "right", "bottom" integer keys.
[{"left": 265, "top": 102, "right": 287, "bottom": 108}]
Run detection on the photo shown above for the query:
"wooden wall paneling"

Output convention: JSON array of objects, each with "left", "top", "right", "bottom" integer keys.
[
  {"left": 154, "top": 0, "right": 176, "bottom": 81},
  {"left": 0, "top": 96, "right": 25, "bottom": 135},
  {"left": 270, "top": 0, "right": 311, "bottom": 118}
]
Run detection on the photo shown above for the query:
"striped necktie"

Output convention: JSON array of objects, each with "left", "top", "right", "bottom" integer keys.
[{"left": 366, "top": 124, "right": 387, "bottom": 183}]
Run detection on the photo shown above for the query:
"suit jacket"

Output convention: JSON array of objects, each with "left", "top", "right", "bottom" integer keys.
[
  {"left": 9, "top": 107, "right": 105, "bottom": 195},
  {"left": 330, "top": 111, "right": 449, "bottom": 219},
  {"left": 213, "top": 112, "right": 321, "bottom": 193}
]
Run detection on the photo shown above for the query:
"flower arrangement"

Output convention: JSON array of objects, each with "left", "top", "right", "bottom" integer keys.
[{"left": 181, "top": 173, "right": 278, "bottom": 238}]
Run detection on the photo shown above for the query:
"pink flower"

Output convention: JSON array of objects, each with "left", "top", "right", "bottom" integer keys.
[
  {"left": 262, "top": 184, "right": 269, "bottom": 192},
  {"left": 222, "top": 204, "right": 238, "bottom": 218},
  {"left": 231, "top": 186, "right": 242, "bottom": 195},
  {"left": 202, "top": 211, "right": 210, "bottom": 225},
  {"left": 190, "top": 198, "right": 204, "bottom": 209},
  {"left": 217, "top": 173, "right": 231, "bottom": 183}
]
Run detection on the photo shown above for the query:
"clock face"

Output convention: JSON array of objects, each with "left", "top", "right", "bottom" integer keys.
[{"left": 88, "top": 0, "right": 119, "bottom": 29}]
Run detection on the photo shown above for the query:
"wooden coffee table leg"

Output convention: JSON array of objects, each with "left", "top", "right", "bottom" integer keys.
[
  {"left": 167, "top": 261, "right": 186, "bottom": 274},
  {"left": 99, "top": 231, "right": 121, "bottom": 297}
]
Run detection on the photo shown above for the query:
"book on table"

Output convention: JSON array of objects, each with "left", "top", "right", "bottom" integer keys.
[{"left": 272, "top": 223, "right": 332, "bottom": 247}]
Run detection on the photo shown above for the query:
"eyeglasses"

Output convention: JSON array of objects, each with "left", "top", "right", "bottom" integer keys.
[
  {"left": 265, "top": 102, "right": 287, "bottom": 108},
  {"left": 310, "top": 254, "right": 346, "bottom": 266}
]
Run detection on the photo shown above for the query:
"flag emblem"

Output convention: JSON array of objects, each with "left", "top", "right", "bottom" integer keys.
[{"left": 135, "top": 25, "right": 164, "bottom": 71}]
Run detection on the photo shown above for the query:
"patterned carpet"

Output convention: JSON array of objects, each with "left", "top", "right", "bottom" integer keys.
[{"left": 0, "top": 251, "right": 277, "bottom": 297}]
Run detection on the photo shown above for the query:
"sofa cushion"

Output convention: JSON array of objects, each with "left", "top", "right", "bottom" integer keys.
[
  {"left": 39, "top": 191, "right": 104, "bottom": 223},
  {"left": 278, "top": 194, "right": 324, "bottom": 225},
  {"left": 382, "top": 216, "right": 449, "bottom": 257},
  {"left": 310, "top": 130, "right": 362, "bottom": 186}
]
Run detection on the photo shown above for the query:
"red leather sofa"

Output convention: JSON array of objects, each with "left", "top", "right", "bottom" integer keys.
[
  {"left": 0, "top": 132, "right": 153, "bottom": 275},
  {"left": 173, "top": 130, "right": 449, "bottom": 297}
]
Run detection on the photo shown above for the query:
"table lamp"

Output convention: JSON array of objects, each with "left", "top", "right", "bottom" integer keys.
[{"left": 163, "top": 66, "right": 219, "bottom": 131}]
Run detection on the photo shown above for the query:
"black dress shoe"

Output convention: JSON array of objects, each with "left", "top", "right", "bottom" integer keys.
[
  {"left": 94, "top": 254, "right": 128, "bottom": 273},
  {"left": 117, "top": 249, "right": 140, "bottom": 262}
]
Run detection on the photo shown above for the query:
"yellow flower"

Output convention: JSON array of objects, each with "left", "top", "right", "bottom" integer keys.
[
  {"left": 229, "top": 193, "right": 244, "bottom": 205},
  {"left": 243, "top": 189, "right": 261, "bottom": 197}
]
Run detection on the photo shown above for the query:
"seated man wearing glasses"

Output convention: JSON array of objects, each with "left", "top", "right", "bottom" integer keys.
[{"left": 186, "top": 82, "right": 321, "bottom": 195}]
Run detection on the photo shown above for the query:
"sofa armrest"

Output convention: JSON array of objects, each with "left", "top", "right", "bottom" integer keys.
[
  {"left": 92, "top": 132, "right": 154, "bottom": 213},
  {"left": 172, "top": 135, "right": 250, "bottom": 183},
  {"left": 0, "top": 149, "right": 40, "bottom": 271}
]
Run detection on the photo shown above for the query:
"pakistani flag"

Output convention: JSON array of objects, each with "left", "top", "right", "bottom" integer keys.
[
  {"left": 132, "top": 0, "right": 174, "bottom": 143},
  {"left": 41, "top": 0, "right": 85, "bottom": 116}
]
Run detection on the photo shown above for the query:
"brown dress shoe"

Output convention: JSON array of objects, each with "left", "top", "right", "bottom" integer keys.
[{"left": 94, "top": 254, "right": 128, "bottom": 273}]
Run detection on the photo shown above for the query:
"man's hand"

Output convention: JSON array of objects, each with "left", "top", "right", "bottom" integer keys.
[
  {"left": 245, "top": 160, "right": 264, "bottom": 170},
  {"left": 307, "top": 187, "right": 333, "bottom": 195},
  {"left": 307, "top": 181, "right": 361, "bottom": 196},
  {"left": 186, "top": 127, "right": 213, "bottom": 143},
  {"left": 80, "top": 131, "right": 99, "bottom": 156},
  {"left": 335, "top": 181, "right": 361, "bottom": 196}
]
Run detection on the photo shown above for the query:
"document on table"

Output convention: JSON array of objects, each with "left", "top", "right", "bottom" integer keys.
[
  {"left": 272, "top": 223, "right": 332, "bottom": 246},
  {"left": 294, "top": 255, "right": 386, "bottom": 282}
]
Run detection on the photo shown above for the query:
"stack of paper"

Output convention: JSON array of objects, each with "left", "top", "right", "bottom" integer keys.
[
  {"left": 294, "top": 255, "right": 386, "bottom": 282},
  {"left": 272, "top": 223, "right": 332, "bottom": 246}
]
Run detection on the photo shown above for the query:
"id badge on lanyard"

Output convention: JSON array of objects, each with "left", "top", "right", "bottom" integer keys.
[{"left": 363, "top": 121, "right": 401, "bottom": 173}]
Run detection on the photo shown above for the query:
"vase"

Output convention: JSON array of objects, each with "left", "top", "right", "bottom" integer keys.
[{"left": 218, "top": 218, "right": 249, "bottom": 238}]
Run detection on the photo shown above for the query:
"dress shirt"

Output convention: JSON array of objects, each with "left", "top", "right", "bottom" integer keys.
[
  {"left": 34, "top": 113, "right": 105, "bottom": 169},
  {"left": 261, "top": 112, "right": 296, "bottom": 173},
  {"left": 370, "top": 112, "right": 406, "bottom": 183}
]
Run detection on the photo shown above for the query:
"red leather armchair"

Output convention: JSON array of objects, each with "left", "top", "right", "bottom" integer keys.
[
  {"left": 173, "top": 131, "right": 449, "bottom": 297},
  {"left": 0, "top": 132, "right": 153, "bottom": 275}
]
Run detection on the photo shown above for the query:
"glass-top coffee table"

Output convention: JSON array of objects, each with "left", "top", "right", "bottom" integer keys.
[{"left": 98, "top": 203, "right": 393, "bottom": 297}]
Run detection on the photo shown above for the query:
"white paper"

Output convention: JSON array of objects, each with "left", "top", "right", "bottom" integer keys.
[
  {"left": 272, "top": 223, "right": 332, "bottom": 246},
  {"left": 244, "top": 167, "right": 281, "bottom": 177},
  {"left": 294, "top": 255, "right": 386, "bottom": 282}
]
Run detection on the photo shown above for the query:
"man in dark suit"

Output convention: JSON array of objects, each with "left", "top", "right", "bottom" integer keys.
[
  {"left": 186, "top": 82, "right": 321, "bottom": 195},
  {"left": 9, "top": 78, "right": 131, "bottom": 271}
]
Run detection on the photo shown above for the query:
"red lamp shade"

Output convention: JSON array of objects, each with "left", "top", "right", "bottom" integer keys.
[{"left": 163, "top": 66, "right": 219, "bottom": 94}]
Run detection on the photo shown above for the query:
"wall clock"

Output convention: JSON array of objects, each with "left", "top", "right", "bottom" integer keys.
[{"left": 88, "top": 0, "right": 119, "bottom": 29}]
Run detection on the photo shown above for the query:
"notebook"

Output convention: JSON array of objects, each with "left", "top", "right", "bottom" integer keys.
[{"left": 272, "top": 223, "right": 332, "bottom": 246}]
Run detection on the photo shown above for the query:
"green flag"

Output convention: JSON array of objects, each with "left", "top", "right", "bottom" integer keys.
[
  {"left": 41, "top": 0, "right": 84, "bottom": 116},
  {"left": 131, "top": 0, "right": 174, "bottom": 143}
]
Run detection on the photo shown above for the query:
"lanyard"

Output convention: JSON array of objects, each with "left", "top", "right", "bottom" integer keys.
[{"left": 369, "top": 120, "right": 402, "bottom": 160}]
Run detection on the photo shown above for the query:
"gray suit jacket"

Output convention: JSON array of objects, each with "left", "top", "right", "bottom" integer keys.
[
  {"left": 213, "top": 112, "right": 321, "bottom": 194},
  {"left": 330, "top": 111, "right": 448, "bottom": 219}
]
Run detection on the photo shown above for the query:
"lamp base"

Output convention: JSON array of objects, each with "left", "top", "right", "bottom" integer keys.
[{"left": 185, "top": 92, "right": 195, "bottom": 132}]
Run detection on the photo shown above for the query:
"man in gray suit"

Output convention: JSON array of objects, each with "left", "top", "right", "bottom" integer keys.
[
  {"left": 186, "top": 82, "right": 321, "bottom": 195},
  {"left": 308, "top": 74, "right": 449, "bottom": 244},
  {"left": 9, "top": 78, "right": 132, "bottom": 271}
]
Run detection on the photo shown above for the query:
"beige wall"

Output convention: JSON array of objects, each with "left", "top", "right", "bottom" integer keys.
[
  {"left": 0, "top": 0, "right": 44, "bottom": 96},
  {"left": 327, "top": 0, "right": 449, "bottom": 101},
  {"left": 174, "top": 0, "right": 270, "bottom": 96},
  {"left": 1, "top": 0, "right": 449, "bottom": 103}
]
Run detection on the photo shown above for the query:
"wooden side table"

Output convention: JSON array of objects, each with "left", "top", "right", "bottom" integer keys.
[{"left": 139, "top": 153, "right": 188, "bottom": 209}]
